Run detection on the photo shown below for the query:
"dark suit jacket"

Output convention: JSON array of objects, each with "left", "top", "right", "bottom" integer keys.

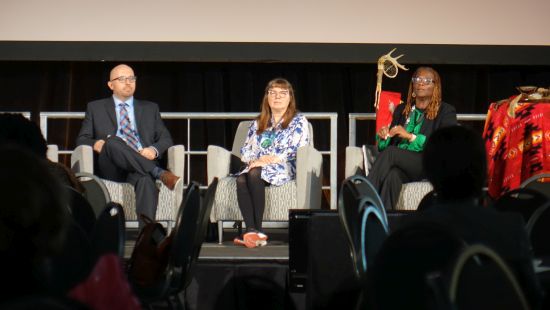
[
  {"left": 387, "top": 101, "right": 457, "bottom": 147},
  {"left": 76, "top": 97, "right": 173, "bottom": 158}
]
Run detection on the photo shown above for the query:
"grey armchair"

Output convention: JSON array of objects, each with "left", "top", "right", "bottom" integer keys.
[
  {"left": 345, "top": 145, "right": 432, "bottom": 210},
  {"left": 70, "top": 144, "right": 185, "bottom": 226},
  {"left": 207, "top": 120, "right": 323, "bottom": 243}
]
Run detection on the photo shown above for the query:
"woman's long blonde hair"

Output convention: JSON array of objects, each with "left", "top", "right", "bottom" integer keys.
[
  {"left": 403, "top": 67, "right": 442, "bottom": 120},
  {"left": 256, "top": 78, "right": 297, "bottom": 135}
]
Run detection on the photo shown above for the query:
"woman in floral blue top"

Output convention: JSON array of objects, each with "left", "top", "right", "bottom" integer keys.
[{"left": 234, "top": 78, "right": 310, "bottom": 248}]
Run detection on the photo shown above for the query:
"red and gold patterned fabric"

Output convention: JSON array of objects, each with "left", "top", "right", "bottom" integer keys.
[{"left": 483, "top": 97, "right": 550, "bottom": 199}]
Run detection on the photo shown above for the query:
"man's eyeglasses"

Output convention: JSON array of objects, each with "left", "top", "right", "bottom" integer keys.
[
  {"left": 411, "top": 77, "right": 434, "bottom": 85},
  {"left": 110, "top": 76, "right": 137, "bottom": 83},
  {"left": 267, "top": 90, "right": 290, "bottom": 97}
]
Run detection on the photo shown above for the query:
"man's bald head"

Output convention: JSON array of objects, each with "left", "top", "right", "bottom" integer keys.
[{"left": 107, "top": 64, "right": 136, "bottom": 101}]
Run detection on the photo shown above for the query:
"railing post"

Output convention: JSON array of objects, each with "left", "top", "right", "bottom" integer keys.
[
  {"left": 40, "top": 114, "right": 48, "bottom": 140},
  {"left": 349, "top": 116, "right": 356, "bottom": 147},
  {"left": 330, "top": 114, "right": 338, "bottom": 209}
]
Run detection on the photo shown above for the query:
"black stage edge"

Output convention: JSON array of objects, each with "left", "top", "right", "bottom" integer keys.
[
  {"left": 186, "top": 259, "right": 300, "bottom": 310},
  {"left": 1, "top": 41, "right": 550, "bottom": 65},
  {"left": 124, "top": 211, "right": 413, "bottom": 309},
  {"left": 174, "top": 210, "right": 414, "bottom": 310},
  {"left": 187, "top": 230, "right": 300, "bottom": 310}
]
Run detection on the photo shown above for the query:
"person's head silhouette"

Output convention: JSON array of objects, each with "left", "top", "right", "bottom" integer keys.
[
  {"left": 423, "top": 125, "right": 486, "bottom": 201},
  {"left": 0, "top": 113, "right": 47, "bottom": 158},
  {"left": 0, "top": 145, "right": 69, "bottom": 301}
]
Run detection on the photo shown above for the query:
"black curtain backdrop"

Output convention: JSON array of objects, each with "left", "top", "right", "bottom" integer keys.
[{"left": 1, "top": 61, "right": 549, "bottom": 207}]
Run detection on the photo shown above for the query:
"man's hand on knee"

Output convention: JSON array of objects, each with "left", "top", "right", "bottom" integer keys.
[
  {"left": 93, "top": 139, "right": 105, "bottom": 153},
  {"left": 139, "top": 147, "right": 157, "bottom": 160}
]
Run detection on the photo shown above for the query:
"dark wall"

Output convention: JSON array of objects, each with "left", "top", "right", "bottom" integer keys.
[
  {"left": 1, "top": 44, "right": 549, "bottom": 205},
  {"left": 1, "top": 42, "right": 549, "bottom": 65}
]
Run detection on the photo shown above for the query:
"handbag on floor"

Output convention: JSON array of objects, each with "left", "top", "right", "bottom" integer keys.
[{"left": 127, "top": 214, "right": 173, "bottom": 287}]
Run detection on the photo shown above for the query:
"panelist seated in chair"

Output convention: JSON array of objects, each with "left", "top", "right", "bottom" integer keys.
[
  {"left": 76, "top": 64, "right": 181, "bottom": 225},
  {"left": 233, "top": 78, "right": 310, "bottom": 248},
  {"left": 367, "top": 66, "right": 457, "bottom": 210}
]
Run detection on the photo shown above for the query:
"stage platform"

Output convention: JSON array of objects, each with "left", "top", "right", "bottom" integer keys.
[
  {"left": 124, "top": 227, "right": 290, "bottom": 262},
  {"left": 199, "top": 241, "right": 289, "bottom": 261},
  {"left": 124, "top": 228, "right": 302, "bottom": 310},
  {"left": 122, "top": 212, "right": 414, "bottom": 309}
]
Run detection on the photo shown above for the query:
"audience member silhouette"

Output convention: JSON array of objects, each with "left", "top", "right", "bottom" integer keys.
[
  {"left": 0, "top": 114, "right": 140, "bottom": 309},
  {"left": 415, "top": 125, "right": 543, "bottom": 309},
  {"left": 0, "top": 145, "right": 71, "bottom": 302},
  {"left": 0, "top": 113, "right": 84, "bottom": 192},
  {"left": 0, "top": 113, "right": 48, "bottom": 156}
]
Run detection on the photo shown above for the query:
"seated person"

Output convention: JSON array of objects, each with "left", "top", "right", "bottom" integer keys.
[
  {"left": 412, "top": 125, "right": 543, "bottom": 309},
  {"left": 233, "top": 78, "right": 310, "bottom": 248},
  {"left": 367, "top": 66, "right": 457, "bottom": 210},
  {"left": 76, "top": 64, "right": 180, "bottom": 225}
]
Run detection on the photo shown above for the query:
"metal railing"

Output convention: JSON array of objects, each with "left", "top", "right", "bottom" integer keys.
[
  {"left": 348, "top": 113, "right": 487, "bottom": 146},
  {"left": 39, "top": 112, "right": 339, "bottom": 209},
  {"left": 0, "top": 111, "right": 31, "bottom": 119}
]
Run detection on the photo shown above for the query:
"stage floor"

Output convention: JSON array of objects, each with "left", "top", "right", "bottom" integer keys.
[
  {"left": 199, "top": 241, "right": 289, "bottom": 261},
  {"left": 124, "top": 228, "right": 299, "bottom": 310},
  {"left": 124, "top": 227, "right": 290, "bottom": 262}
]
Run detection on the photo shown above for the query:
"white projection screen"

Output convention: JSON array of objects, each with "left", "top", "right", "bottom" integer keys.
[{"left": 1, "top": 0, "right": 549, "bottom": 46}]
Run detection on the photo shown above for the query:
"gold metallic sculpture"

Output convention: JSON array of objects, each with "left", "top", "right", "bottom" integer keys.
[{"left": 374, "top": 48, "right": 408, "bottom": 110}]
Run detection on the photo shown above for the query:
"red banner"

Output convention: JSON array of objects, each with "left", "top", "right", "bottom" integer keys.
[{"left": 376, "top": 91, "right": 402, "bottom": 133}]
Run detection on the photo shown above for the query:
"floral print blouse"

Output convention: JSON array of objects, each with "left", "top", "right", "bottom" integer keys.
[{"left": 238, "top": 113, "right": 310, "bottom": 186}]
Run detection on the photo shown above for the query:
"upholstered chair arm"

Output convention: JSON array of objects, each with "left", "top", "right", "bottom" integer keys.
[
  {"left": 296, "top": 145, "right": 323, "bottom": 209},
  {"left": 47, "top": 144, "right": 59, "bottom": 163},
  {"left": 207, "top": 145, "right": 231, "bottom": 185},
  {"left": 71, "top": 145, "right": 94, "bottom": 174},
  {"left": 167, "top": 144, "right": 185, "bottom": 178},
  {"left": 345, "top": 146, "right": 364, "bottom": 178}
]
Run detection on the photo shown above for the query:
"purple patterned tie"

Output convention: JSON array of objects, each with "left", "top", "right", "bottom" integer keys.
[{"left": 118, "top": 103, "right": 140, "bottom": 151}]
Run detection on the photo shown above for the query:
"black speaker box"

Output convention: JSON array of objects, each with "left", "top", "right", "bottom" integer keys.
[
  {"left": 289, "top": 210, "right": 307, "bottom": 292},
  {"left": 288, "top": 209, "right": 359, "bottom": 309},
  {"left": 288, "top": 209, "right": 333, "bottom": 292}
]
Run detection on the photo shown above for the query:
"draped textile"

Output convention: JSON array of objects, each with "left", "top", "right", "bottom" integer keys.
[{"left": 483, "top": 98, "right": 550, "bottom": 199}]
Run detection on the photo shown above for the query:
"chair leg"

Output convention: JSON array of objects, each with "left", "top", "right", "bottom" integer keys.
[
  {"left": 235, "top": 221, "right": 243, "bottom": 236},
  {"left": 218, "top": 221, "right": 223, "bottom": 244},
  {"left": 167, "top": 292, "right": 185, "bottom": 310},
  {"left": 166, "top": 220, "right": 174, "bottom": 234}
]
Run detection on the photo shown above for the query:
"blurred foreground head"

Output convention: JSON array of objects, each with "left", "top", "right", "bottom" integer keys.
[
  {"left": 0, "top": 145, "right": 69, "bottom": 260},
  {"left": 0, "top": 113, "right": 47, "bottom": 158},
  {"left": 423, "top": 125, "right": 486, "bottom": 201}
]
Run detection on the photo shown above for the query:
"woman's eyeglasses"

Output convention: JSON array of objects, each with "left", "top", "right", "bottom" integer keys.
[
  {"left": 411, "top": 77, "right": 434, "bottom": 85},
  {"left": 267, "top": 90, "right": 289, "bottom": 97}
]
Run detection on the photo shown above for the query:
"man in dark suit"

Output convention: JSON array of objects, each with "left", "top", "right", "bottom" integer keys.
[
  {"left": 414, "top": 125, "right": 543, "bottom": 309},
  {"left": 76, "top": 64, "right": 180, "bottom": 222}
]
